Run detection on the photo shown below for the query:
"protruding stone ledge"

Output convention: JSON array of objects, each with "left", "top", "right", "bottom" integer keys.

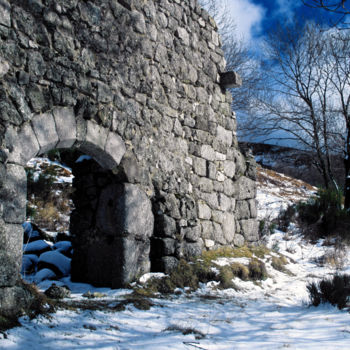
[{"left": 219, "top": 71, "right": 242, "bottom": 89}]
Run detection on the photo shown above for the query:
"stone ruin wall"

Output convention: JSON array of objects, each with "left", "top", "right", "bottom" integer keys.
[{"left": 0, "top": 0, "right": 258, "bottom": 313}]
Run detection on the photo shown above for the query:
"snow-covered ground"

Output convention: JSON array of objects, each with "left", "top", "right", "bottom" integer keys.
[{"left": 2, "top": 167, "right": 350, "bottom": 349}]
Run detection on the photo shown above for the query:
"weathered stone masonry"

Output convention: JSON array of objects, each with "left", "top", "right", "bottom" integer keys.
[{"left": 0, "top": 0, "right": 258, "bottom": 315}]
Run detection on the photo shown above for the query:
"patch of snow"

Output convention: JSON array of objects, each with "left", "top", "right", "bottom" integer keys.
[
  {"left": 139, "top": 272, "right": 167, "bottom": 284},
  {"left": 213, "top": 257, "right": 250, "bottom": 266},
  {"left": 75, "top": 155, "right": 92, "bottom": 163}
]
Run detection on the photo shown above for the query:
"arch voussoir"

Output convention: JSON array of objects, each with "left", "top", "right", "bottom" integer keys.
[
  {"left": 52, "top": 107, "right": 77, "bottom": 149},
  {"left": 76, "top": 120, "right": 126, "bottom": 170},
  {"left": 4, "top": 123, "right": 40, "bottom": 166},
  {"left": 31, "top": 112, "right": 59, "bottom": 155}
]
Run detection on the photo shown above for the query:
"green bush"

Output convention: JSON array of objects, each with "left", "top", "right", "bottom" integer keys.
[
  {"left": 307, "top": 274, "right": 350, "bottom": 309},
  {"left": 26, "top": 167, "right": 56, "bottom": 199},
  {"left": 297, "top": 188, "right": 350, "bottom": 238},
  {"left": 248, "top": 258, "right": 268, "bottom": 280}
]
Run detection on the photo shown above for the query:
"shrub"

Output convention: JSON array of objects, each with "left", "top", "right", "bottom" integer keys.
[
  {"left": 217, "top": 265, "right": 235, "bottom": 289},
  {"left": 297, "top": 188, "right": 350, "bottom": 239},
  {"left": 316, "top": 244, "right": 346, "bottom": 270},
  {"left": 229, "top": 262, "right": 250, "bottom": 281},
  {"left": 248, "top": 258, "right": 268, "bottom": 280},
  {"left": 307, "top": 274, "right": 350, "bottom": 309},
  {"left": 271, "top": 255, "right": 293, "bottom": 275},
  {"left": 277, "top": 205, "right": 296, "bottom": 232}
]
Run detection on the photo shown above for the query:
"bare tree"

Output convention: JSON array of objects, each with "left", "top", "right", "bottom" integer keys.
[
  {"left": 326, "top": 30, "right": 350, "bottom": 207},
  {"left": 244, "top": 22, "right": 350, "bottom": 207},
  {"left": 303, "top": 0, "right": 349, "bottom": 13},
  {"left": 302, "top": 1, "right": 350, "bottom": 26}
]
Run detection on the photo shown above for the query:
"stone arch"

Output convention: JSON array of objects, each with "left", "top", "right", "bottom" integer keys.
[
  {"left": 1, "top": 107, "right": 138, "bottom": 293},
  {"left": 4, "top": 107, "right": 126, "bottom": 170}
]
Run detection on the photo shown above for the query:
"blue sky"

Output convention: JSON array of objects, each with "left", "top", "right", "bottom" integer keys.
[{"left": 222, "top": 0, "right": 340, "bottom": 44}]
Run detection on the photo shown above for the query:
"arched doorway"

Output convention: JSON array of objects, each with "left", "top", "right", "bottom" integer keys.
[{"left": 2, "top": 107, "right": 153, "bottom": 289}]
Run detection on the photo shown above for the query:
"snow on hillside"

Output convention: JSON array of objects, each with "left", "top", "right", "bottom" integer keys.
[
  {"left": 2, "top": 165, "right": 350, "bottom": 349},
  {"left": 257, "top": 166, "right": 317, "bottom": 220}
]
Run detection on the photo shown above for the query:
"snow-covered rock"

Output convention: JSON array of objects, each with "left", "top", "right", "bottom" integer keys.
[
  {"left": 21, "top": 254, "right": 39, "bottom": 274},
  {"left": 23, "top": 240, "right": 52, "bottom": 256},
  {"left": 33, "top": 268, "right": 57, "bottom": 283},
  {"left": 38, "top": 250, "right": 71, "bottom": 276},
  {"left": 53, "top": 241, "right": 72, "bottom": 257}
]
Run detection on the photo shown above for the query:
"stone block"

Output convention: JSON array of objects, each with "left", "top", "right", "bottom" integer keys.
[
  {"left": 78, "top": 122, "right": 119, "bottom": 169},
  {"left": 198, "top": 201, "right": 211, "bottom": 220},
  {"left": 201, "top": 220, "right": 213, "bottom": 239},
  {"left": 234, "top": 176, "right": 256, "bottom": 200},
  {"left": 161, "top": 238, "right": 176, "bottom": 255},
  {"left": 0, "top": 285, "right": 34, "bottom": 317},
  {"left": 131, "top": 11, "right": 147, "bottom": 33},
  {"left": 175, "top": 27, "right": 190, "bottom": 46},
  {"left": 216, "top": 125, "right": 233, "bottom": 147},
  {"left": 0, "top": 0, "right": 11, "bottom": 27},
  {"left": 212, "top": 210, "right": 225, "bottom": 224},
  {"left": 104, "top": 132, "right": 126, "bottom": 168},
  {"left": 205, "top": 239, "right": 215, "bottom": 248},
  {"left": 198, "top": 177, "right": 213, "bottom": 193},
  {"left": 218, "top": 193, "right": 231, "bottom": 211},
  {"left": 223, "top": 160, "right": 236, "bottom": 178},
  {"left": 5, "top": 124, "right": 40, "bottom": 165},
  {"left": 249, "top": 199, "right": 257, "bottom": 218},
  {"left": 0, "top": 249, "right": 21, "bottom": 287},
  {"left": 223, "top": 179, "right": 235, "bottom": 196},
  {"left": 212, "top": 222, "right": 226, "bottom": 244},
  {"left": 1, "top": 165, "right": 26, "bottom": 224},
  {"left": 0, "top": 56, "right": 9, "bottom": 78},
  {"left": 96, "top": 183, "right": 154, "bottom": 239},
  {"left": 236, "top": 200, "right": 250, "bottom": 220},
  {"left": 161, "top": 256, "right": 179, "bottom": 274},
  {"left": 208, "top": 162, "right": 217, "bottom": 179},
  {"left": 52, "top": 106, "right": 77, "bottom": 148},
  {"left": 156, "top": 214, "right": 176, "bottom": 238},
  {"left": 97, "top": 82, "right": 113, "bottom": 103},
  {"left": 31, "top": 112, "right": 59, "bottom": 154},
  {"left": 183, "top": 241, "right": 202, "bottom": 259},
  {"left": 193, "top": 156, "right": 206, "bottom": 176},
  {"left": 233, "top": 234, "right": 245, "bottom": 247},
  {"left": 201, "top": 144, "right": 215, "bottom": 161},
  {"left": 182, "top": 225, "right": 200, "bottom": 243},
  {"left": 222, "top": 213, "right": 235, "bottom": 243},
  {"left": 240, "top": 219, "right": 259, "bottom": 242},
  {"left": 200, "top": 192, "right": 218, "bottom": 210},
  {"left": 86, "top": 120, "right": 109, "bottom": 151},
  {"left": 0, "top": 221, "right": 23, "bottom": 287}
]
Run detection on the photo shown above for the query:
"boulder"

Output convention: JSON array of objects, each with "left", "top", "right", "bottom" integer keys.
[
  {"left": 38, "top": 250, "right": 71, "bottom": 276},
  {"left": 44, "top": 283, "right": 70, "bottom": 299},
  {"left": 23, "top": 240, "right": 52, "bottom": 256}
]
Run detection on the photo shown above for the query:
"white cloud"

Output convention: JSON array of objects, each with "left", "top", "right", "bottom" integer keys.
[
  {"left": 274, "top": 0, "right": 302, "bottom": 22},
  {"left": 212, "top": 0, "right": 266, "bottom": 43}
]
